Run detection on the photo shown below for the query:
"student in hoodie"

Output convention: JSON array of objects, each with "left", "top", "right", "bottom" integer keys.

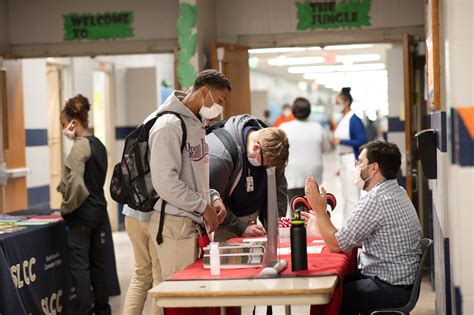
[
  {"left": 57, "top": 95, "right": 111, "bottom": 315},
  {"left": 147, "top": 69, "right": 230, "bottom": 281},
  {"left": 207, "top": 115, "right": 290, "bottom": 241}
]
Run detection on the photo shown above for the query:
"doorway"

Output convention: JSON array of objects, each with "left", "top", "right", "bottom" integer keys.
[
  {"left": 46, "top": 59, "right": 74, "bottom": 210},
  {"left": 92, "top": 64, "right": 117, "bottom": 229},
  {"left": 46, "top": 65, "right": 63, "bottom": 209}
]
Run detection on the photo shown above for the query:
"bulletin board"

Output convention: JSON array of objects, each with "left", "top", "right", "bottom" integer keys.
[{"left": 425, "top": 0, "right": 440, "bottom": 111}]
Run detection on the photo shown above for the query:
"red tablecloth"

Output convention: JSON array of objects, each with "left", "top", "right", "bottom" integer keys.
[{"left": 164, "top": 237, "right": 357, "bottom": 315}]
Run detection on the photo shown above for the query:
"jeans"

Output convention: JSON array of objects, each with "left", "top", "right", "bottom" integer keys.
[
  {"left": 65, "top": 214, "right": 111, "bottom": 315},
  {"left": 340, "top": 271, "right": 412, "bottom": 315}
]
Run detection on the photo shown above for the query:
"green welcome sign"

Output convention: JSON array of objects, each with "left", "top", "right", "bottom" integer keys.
[
  {"left": 296, "top": 0, "right": 371, "bottom": 30},
  {"left": 64, "top": 12, "right": 134, "bottom": 41}
]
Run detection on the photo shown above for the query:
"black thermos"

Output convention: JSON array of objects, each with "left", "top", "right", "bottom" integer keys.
[{"left": 290, "top": 212, "right": 308, "bottom": 271}]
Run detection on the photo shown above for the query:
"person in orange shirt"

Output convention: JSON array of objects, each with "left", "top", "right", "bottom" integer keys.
[{"left": 273, "top": 104, "right": 294, "bottom": 127}]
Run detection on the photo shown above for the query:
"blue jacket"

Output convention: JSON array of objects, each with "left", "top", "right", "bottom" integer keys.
[{"left": 340, "top": 114, "right": 368, "bottom": 157}]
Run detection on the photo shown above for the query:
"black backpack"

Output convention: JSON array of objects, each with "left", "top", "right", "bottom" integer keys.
[{"left": 110, "top": 111, "right": 187, "bottom": 212}]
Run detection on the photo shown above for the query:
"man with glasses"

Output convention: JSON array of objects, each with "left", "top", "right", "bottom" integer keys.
[
  {"left": 304, "top": 141, "right": 422, "bottom": 314},
  {"left": 206, "top": 115, "right": 290, "bottom": 241}
]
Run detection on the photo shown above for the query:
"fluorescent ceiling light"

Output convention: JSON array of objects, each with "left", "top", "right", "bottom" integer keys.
[
  {"left": 268, "top": 55, "right": 325, "bottom": 66},
  {"left": 289, "top": 63, "right": 385, "bottom": 74},
  {"left": 335, "top": 54, "right": 381, "bottom": 64},
  {"left": 248, "top": 47, "right": 307, "bottom": 54},
  {"left": 303, "top": 69, "right": 387, "bottom": 80},
  {"left": 324, "top": 44, "right": 374, "bottom": 50},
  {"left": 249, "top": 46, "right": 321, "bottom": 54},
  {"left": 303, "top": 74, "right": 344, "bottom": 81}
]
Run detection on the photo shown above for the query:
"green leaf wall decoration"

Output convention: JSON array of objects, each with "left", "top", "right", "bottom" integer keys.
[{"left": 177, "top": 3, "right": 198, "bottom": 89}]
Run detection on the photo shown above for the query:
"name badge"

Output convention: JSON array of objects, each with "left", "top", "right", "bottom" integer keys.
[{"left": 246, "top": 176, "right": 254, "bottom": 192}]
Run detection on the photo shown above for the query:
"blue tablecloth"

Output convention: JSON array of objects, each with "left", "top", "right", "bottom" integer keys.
[{"left": 0, "top": 219, "right": 120, "bottom": 315}]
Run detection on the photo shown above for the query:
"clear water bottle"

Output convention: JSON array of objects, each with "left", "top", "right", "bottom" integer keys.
[{"left": 210, "top": 242, "right": 221, "bottom": 275}]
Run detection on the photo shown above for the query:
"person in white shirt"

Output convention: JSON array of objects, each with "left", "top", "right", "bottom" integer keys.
[
  {"left": 280, "top": 97, "right": 331, "bottom": 203},
  {"left": 332, "top": 87, "right": 368, "bottom": 222}
]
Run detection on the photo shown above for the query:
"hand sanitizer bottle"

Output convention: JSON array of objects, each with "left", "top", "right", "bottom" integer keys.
[{"left": 210, "top": 242, "right": 221, "bottom": 275}]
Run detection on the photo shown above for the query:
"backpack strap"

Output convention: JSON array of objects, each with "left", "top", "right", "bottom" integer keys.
[
  {"left": 154, "top": 111, "right": 187, "bottom": 245},
  {"left": 205, "top": 120, "right": 227, "bottom": 135},
  {"left": 156, "top": 200, "right": 167, "bottom": 245},
  {"left": 156, "top": 111, "right": 187, "bottom": 152},
  {"left": 212, "top": 128, "right": 239, "bottom": 200}
]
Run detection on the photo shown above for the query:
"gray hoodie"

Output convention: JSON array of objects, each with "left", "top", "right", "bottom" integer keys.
[
  {"left": 149, "top": 90, "right": 219, "bottom": 224},
  {"left": 207, "top": 114, "right": 288, "bottom": 235}
]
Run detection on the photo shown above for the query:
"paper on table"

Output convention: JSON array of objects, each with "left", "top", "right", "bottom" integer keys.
[
  {"left": 243, "top": 237, "right": 267, "bottom": 243},
  {"left": 278, "top": 247, "right": 291, "bottom": 255},
  {"left": 308, "top": 246, "right": 324, "bottom": 254},
  {"left": 311, "top": 239, "right": 325, "bottom": 244},
  {"left": 277, "top": 245, "right": 323, "bottom": 255}
]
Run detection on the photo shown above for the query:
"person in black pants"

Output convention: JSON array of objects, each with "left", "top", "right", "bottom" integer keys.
[
  {"left": 57, "top": 94, "right": 111, "bottom": 315},
  {"left": 304, "top": 141, "right": 422, "bottom": 314}
]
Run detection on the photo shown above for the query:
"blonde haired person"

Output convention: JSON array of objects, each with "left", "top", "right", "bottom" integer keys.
[{"left": 207, "top": 115, "right": 289, "bottom": 241}]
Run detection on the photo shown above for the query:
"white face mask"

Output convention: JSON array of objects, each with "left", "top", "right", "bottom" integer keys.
[
  {"left": 334, "top": 104, "right": 345, "bottom": 113},
  {"left": 200, "top": 90, "right": 223, "bottom": 120},
  {"left": 247, "top": 143, "right": 263, "bottom": 167},
  {"left": 247, "top": 151, "right": 262, "bottom": 167},
  {"left": 332, "top": 111, "right": 343, "bottom": 122},
  {"left": 62, "top": 120, "right": 76, "bottom": 141},
  {"left": 354, "top": 164, "right": 373, "bottom": 190}
]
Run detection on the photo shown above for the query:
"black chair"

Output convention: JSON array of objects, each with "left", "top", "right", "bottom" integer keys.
[{"left": 370, "top": 238, "right": 433, "bottom": 315}]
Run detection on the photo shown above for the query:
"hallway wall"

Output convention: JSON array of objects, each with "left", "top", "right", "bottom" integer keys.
[
  {"left": 435, "top": 0, "right": 474, "bottom": 313},
  {"left": 19, "top": 54, "right": 173, "bottom": 229},
  {"left": 1, "top": 0, "right": 424, "bottom": 58},
  {"left": 0, "top": 0, "right": 8, "bottom": 52},
  {"left": 386, "top": 45, "right": 406, "bottom": 175},
  {"left": 22, "top": 59, "right": 51, "bottom": 210},
  {"left": 216, "top": 0, "right": 424, "bottom": 43}
]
